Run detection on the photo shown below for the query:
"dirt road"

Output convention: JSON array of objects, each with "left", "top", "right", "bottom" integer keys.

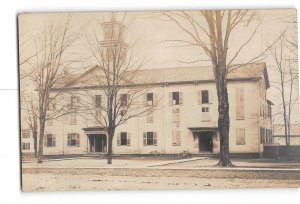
[{"left": 22, "top": 168, "right": 300, "bottom": 191}]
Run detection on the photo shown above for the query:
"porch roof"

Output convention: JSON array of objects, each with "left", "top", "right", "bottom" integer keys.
[
  {"left": 82, "top": 126, "right": 106, "bottom": 134},
  {"left": 188, "top": 127, "right": 218, "bottom": 133}
]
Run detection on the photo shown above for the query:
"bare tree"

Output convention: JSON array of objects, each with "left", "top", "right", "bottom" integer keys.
[
  {"left": 19, "top": 16, "right": 78, "bottom": 163},
  {"left": 270, "top": 33, "right": 299, "bottom": 146},
  {"left": 160, "top": 10, "right": 264, "bottom": 166},
  {"left": 78, "top": 14, "right": 157, "bottom": 164},
  {"left": 20, "top": 91, "right": 39, "bottom": 157}
]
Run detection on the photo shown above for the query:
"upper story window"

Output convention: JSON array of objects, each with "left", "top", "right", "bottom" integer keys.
[
  {"left": 147, "top": 93, "right": 153, "bottom": 106},
  {"left": 146, "top": 108, "right": 154, "bottom": 123},
  {"left": 202, "top": 107, "right": 209, "bottom": 112},
  {"left": 172, "top": 92, "right": 179, "bottom": 105},
  {"left": 69, "top": 112, "right": 77, "bottom": 125},
  {"left": 172, "top": 107, "right": 180, "bottom": 122},
  {"left": 47, "top": 97, "right": 56, "bottom": 110},
  {"left": 236, "top": 87, "right": 245, "bottom": 120},
  {"left": 22, "top": 143, "right": 30, "bottom": 150},
  {"left": 201, "top": 90, "right": 209, "bottom": 104},
  {"left": 70, "top": 96, "right": 80, "bottom": 109},
  {"left": 120, "top": 94, "right": 128, "bottom": 107},
  {"left": 169, "top": 92, "right": 183, "bottom": 106},
  {"left": 95, "top": 95, "right": 101, "bottom": 108},
  {"left": 22, "top": 131, "right": 30, "bottom": 138}
]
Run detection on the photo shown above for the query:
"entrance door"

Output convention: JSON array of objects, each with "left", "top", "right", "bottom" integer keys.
[
  {"left": 89, "top": 135, "right": 107, "bottom": 153},
  {"left": 198, "top": 132, "right": 213, "bottom": 152}
]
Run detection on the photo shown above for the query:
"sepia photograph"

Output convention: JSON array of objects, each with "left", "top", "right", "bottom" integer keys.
[{"left": 18, "top": 9, "right": 300, "bottom": 192}]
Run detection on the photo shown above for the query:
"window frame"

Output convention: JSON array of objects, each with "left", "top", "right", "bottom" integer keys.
[
  {"left": 67, "top": 133, "right": 80, "bottom": 147},
  {"left": 120, "top": 132, "right": 128, "bottom": 146},
  {"left": 172, "top": 92, "right": 180, "bottom": 105},
  {"left": 46, "top": 134, "right": 56, "bottom": 147},
  {"left": 236, "top": 128, "right": 246, "bottom": 145},
  {"left": 201, "top": 90, "right": 209, "bottom": 104}
]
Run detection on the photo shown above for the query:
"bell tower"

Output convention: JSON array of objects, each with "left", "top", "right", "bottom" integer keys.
[{"left": 99, "top": 16, "right": 128, "bottom": 64}]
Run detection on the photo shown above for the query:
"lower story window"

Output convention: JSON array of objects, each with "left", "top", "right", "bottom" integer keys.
[
  {"left": 22, "top": 142, "right": 30, "bottom": 150},
  {"left": 117, "top": 132, "right": 131, "bottom": 146},
  {"left": 143, "top": 132, "right": 157, "bottom": 146},
  {"left": 236, "top": 128, "right": 245, "bottom": 145},
  {"left": 45, "top": 134, "right": 56, "bottom": 147},
  {"left": 67, "top": 133, "right": 80, "bottom": 147}
]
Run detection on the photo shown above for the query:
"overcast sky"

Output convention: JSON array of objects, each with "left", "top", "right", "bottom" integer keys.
[{"left": 19, "top": 9, "right": 299, "bottom": 123}]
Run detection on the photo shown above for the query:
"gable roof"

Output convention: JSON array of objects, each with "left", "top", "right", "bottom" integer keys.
[{"left": 54, "top": 62, "right": 269, "bottom": 89}]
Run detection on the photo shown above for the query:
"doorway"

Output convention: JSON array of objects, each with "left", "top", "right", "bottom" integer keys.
[
  {"left": 198, "top": 132, "right": 213, "bottom": 152},
  {"left": 89, "top": 134, "right": 107, "bottom": 153}
]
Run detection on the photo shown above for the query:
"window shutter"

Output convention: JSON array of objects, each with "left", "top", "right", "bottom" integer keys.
[
  {"left": 127, "top": 94, "right": 130, "bottom": 106},
  {"left": 172, "top": 130, "right": 176, "bottom": 145},
  {"left": 169, "top": 93, "right": 172, "bottom": 106},
  {"left": 177, "top": 130, "right": 181, "bottom": 146},
  {"left": 236, "top": 128, "right": 245, "bottom": 145},
  {"left": 153, "top": 132, "right": 157, "bottom": 146},
  {"left": 44, "top": 135, "right": 47, "bottom": 146},
  {"left": 179, "top": 92, "right": 183, "bottom": 105},
  {"left": 208, "top": 90, "right": 213, "bottom": 104},
  {"left": 198, "top": 91, "right": 202, "bottom": 105},
  {"left": 143, "top": 132, "right": 147, "bottom": 146},
  {"left": 76, "top": 134, "right": 80, "bottom": 147},
  {"left": 117, "top": 132, "right": 121, "bottom": 146},
  {"left": 127, "top": 133, "right": 131, "bottom": 146},
  {"left": 53, "top": 134, "right": 56, "bottom": 147},
  {"left": 143, "top": 93, "right": 147, "bottom": 106},
  {"left": 236, "top": 87, "right": 245, "bottom": 119},
  {"left": 153, "top": 93, "right": 158, "bottom": 106}
]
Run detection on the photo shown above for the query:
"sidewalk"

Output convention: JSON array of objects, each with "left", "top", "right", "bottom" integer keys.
[{"left": 22, "top": 157, "right": 300, "bottom": 171}]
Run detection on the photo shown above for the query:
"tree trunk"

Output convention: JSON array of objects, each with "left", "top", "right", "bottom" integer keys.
[
  {"left": 215, "top": 71, "right": 233, "bottom": 167},
  {"left": 107, "top": 128, "right": 114, "bottom": 164},
  {"left": 37, "top": 116, "right": 45, "bottom": 163},
  {"left": 33, "top": 130, "right": 38, "bottom": 158}
]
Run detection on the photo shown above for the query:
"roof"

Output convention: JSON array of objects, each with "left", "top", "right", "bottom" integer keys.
[{"left": 54, "top": 62, "right": 269, "bottom": 89}]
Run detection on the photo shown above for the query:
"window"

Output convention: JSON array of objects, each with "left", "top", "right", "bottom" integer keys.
[
  {"left": 120, "top": 94, "right": 128, "bottom": 106},
  {"left": 94, "top": 110, "right": 102, "bottom": 124},
  {"left": 146, "top": 108, "right": 154, "bottom": 123},
  {"left": 202, "top": 107, "right": 210, "bottom": 121},
  {"left": 70, "top": 96, "right": 79, "bottom": 109},
  {"left": 172, "top": 107, "right": 180, "bottom": 122},
  {"left": 67, "top": 133, "right": 80, "bottom": 147},
  {"left": 147, "top": 93, "right": 153, "bottom": 106},
  {"left": 45, "top": 134, "right": 56, "bottom": 147},
  {"left": 95, "top": 95, "right": 101, "bottom": 108},
  {"left": 22, "top": 142, "right": 30, "bottom": 150},
  {"left": 143, "top": 132, "right": 157, "bottom": 146},
  {"left": 236, "top": 128, "right": 245, "bottom": 145},
  {"left": 46, "top": 114, "right": 53, "bottom": 126},
  {"left": 201, "top": 90, "right": 209, "bottom": 104},
  {"left": 172, "top": 130, "right": 181, "bottom": 146},
  {"left": 117, "top": 132, "right": 131, "bottom": 146},
  {"left": 46, "top": 98, "right": 56, "bottom": 110},
  {"left": 260, "top": 127, "right": 264, "bottom": 144},
  {"left": 22, "top": 131, "right": 30, "bottom": 138},
  {"left": 236, "top": 87, "right": 245, "bottom": 119},
  {"left": 172, "top": 92, "right": 179, "bottom": 105},
  {"left": 202, "top": 107, "right": 209, "bottom": 112},
  {"left": 169, "top": 92, "right": 183, "bottom": 105},
  {"left": 69, "top": 112, "right": 77, "bottom": 125}
]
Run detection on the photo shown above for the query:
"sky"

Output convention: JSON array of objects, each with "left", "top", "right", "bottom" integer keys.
[{"left": 18, "top": 9, "right": 299, "bottom": 124}]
